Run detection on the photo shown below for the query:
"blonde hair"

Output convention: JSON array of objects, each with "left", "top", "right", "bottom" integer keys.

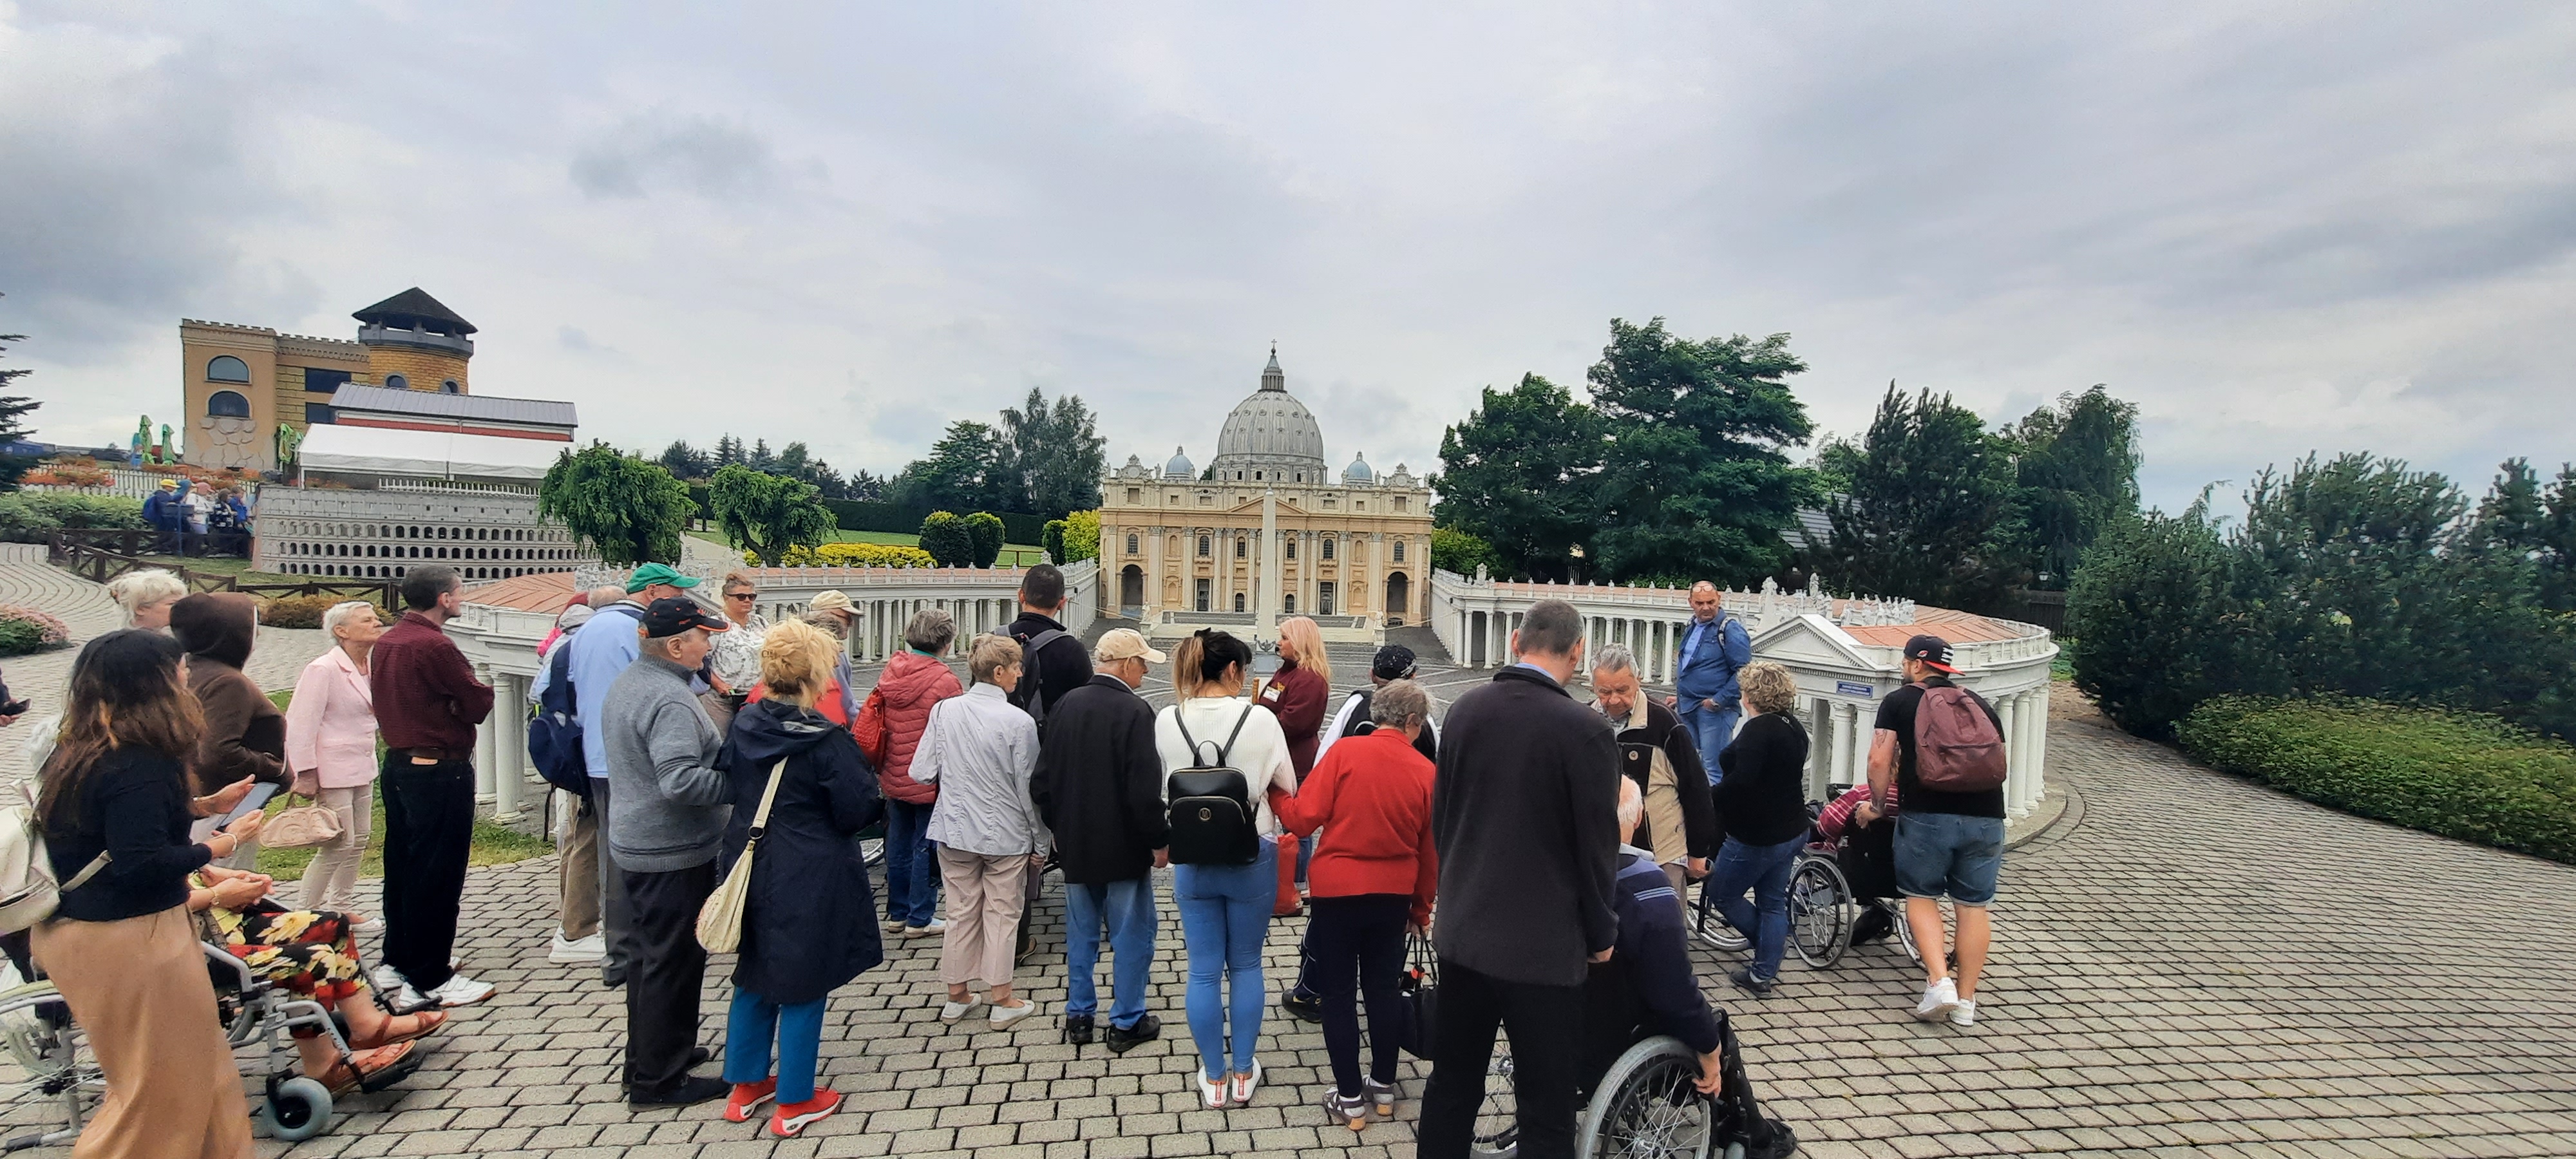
[
  {"left": 967, "top": 633, "right": 1022, "bottom": 686},
  {"left": 1278, "top": 617, "right": 1332, "bottom": 685},
  {"left": 720, "top": 570, "right": 759, "bottom": 594},
  {"left": 107, "top": 569, "right": 187, "bottom": 627},
  {"left": 759, "top": 619, "right": 842, "bottom": 702},
  {"left": 1738, "top": 661, "right": 1798, "bottom": 716}
]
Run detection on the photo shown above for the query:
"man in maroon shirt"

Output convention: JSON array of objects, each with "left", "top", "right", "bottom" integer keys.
[{"left": 368, "top": 564, "right": 498, "bottom": 1010}]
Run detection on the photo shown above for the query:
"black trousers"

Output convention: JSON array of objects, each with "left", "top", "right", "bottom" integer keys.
[
  {"left": 1417, "top": 958, "right": 1587, "bottom": 1159},
  {"left": 380, "top": 753, "right": 475, "bottom": 991},
  {"left": 591, "top": 776, "right": 636, "bottom": 981},
  {"left": 623, "top": 860, "right": 715, "bottom": 1097},
  {"left": 1309, "top": 894, "right": 1410, "bottom": 1097}
]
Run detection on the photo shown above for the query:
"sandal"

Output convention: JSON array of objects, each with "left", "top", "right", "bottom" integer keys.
[
  {"left": 350, "top": 1009, "right": 446, "bottom": 1050},
  {"left": 315, "top": 1041, "right": 418, "bottom": 1096}
]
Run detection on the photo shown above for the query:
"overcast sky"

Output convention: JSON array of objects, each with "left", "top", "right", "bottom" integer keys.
[{"left": 5, "top": 1, "right": 2572, "bottom": 513}]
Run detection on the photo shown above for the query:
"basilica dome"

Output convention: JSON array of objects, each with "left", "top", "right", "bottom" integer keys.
[{"left": 1208, "top": 346, "right": 1329, "bottom": 484}]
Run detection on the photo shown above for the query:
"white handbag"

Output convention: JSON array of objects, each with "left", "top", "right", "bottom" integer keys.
[{"left": 696, "top": 759, "right": 787, "bottom": 954}]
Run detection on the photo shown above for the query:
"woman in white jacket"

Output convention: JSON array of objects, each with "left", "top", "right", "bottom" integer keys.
[
  {"left": 913, "top": 634, "right": 1050, "bottom": 1030},
  {"left": 1153, "top": 629, "right": 1300, "bottom": 1110},
  {"left": 283, "top": 600, "right": 385, "bottom": 923}
]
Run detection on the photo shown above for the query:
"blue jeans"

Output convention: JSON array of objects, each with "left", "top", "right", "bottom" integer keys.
[
  {"left": 1172, "top": 837, "right": 1278, "bottom": 1079},
  {"left": 723, "top": 987, "right": 826, "bottom": 1104},
  {"left": 1894, "top": 813, "right": 2005, "bottom": 906},
  {"left": 1065, "top": 877, "right": 1158, "bottom": 1028},
  {"left": 1707, "top": 834, "right": 1803, "bottom": 979},
  {"left": 1677, "top": 699, "right": 1739, "bottom": 784},
  {"left": 884, "top": 798, "right": 940, "bottom": 927}
]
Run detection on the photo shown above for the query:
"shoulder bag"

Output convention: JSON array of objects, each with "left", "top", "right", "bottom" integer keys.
[
  {"left": 259, "top": 789, "right": 345, "bottom": 849},
  {"left": 696, "top": 758, "right": 788, "bottom": 954}
]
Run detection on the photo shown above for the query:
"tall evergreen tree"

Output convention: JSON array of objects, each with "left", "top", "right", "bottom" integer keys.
[
  {"left": 2008, "top": 385, "right": 2141, "bottom": 587},
  {"left": 1430, "top": 373, "right": 1603, "bottom": 581},
  {"left": 998, "top": 387, "right": 1107, "bottom": 516},
  {"left": 1586, "top": 318, "right": 1814, "bottom": 584},
  {"left": 900, "top": 420, "right": 1012, "bottom": 513},
  {"left": 714, "top": 435, "right": 745, "bottom": 467},
  {"left": 1821, "top": 384, "right": 2026, "bottom": 608},
  {"left": 2477, "top": 458, "right": 2576, "bottom": 612},
  {"left": 0, "top": 297, "right": 41, "bottom": 491},
  {"left": 655, "top": 440, "right": 712, "bottom": 480}
]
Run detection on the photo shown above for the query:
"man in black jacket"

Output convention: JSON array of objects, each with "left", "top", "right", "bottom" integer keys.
[
  {"left": 1590, "top": 645, "right": 1716, "bottom": 900},
  {"left": 1005, "top": 563, "right": 1094, "bottom": 728},
  {"left": 1419, "top": 599, "right": 1621, "bottom": 1159},
  {"left": 1029, "top": 628, "right": 1170, "bottom": 1052}
]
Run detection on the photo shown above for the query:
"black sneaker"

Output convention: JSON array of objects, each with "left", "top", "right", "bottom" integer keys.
[
  {"left": 1063, "top": 1013, "right": 1095, "bottom": 1046},
  {"left": 1279, "top": 988, "right": 1323, "bottom": 1024},
  {"left": 1729, "top": 966, "right": 1776, "bottom": 997},
  {"left": 629, "top": 1075, "right": 729, "bottom": 1109},
  {"left": 1104, "top": 1013, "right": 1162, "bottom": 1054}
]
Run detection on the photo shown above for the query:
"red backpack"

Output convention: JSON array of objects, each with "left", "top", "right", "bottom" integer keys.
[{"left": 1912, "top": 684, "right": 2006, "bottom": 792}]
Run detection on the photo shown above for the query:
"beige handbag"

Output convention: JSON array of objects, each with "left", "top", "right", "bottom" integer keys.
[
  {"left": 696, "top": 759, "right": 787, "bottom": 954},
  {"left": 260, "top": 790, "right": 345, "bottom": 850}
]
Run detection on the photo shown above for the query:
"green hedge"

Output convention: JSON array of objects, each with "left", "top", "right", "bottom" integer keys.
[
  {"left": 0, "top": 493, "right": 149, "bottom": 543},
  {"left": 822, "top": 499, "right": 1045, "bottom": 546},
  {"left": 2177, "top": 695, "right": 2576, "bottom": 865}
]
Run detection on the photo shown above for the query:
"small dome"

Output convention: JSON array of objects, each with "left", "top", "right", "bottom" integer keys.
[
  {"left": 1164, "top": 446, "right": 1196, "bottom": 479},
  {"left": 1343, "top": 453, "right": 1374, "bottom": 484}
]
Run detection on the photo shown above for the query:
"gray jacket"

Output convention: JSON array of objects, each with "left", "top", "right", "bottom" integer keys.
[{"left": 601, "top": 654, "right": 732, "bottom": 872}]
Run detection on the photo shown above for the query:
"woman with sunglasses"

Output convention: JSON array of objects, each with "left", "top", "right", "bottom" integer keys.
[{"left": 707, "top": 571, "right": 770, "bottom": 721}]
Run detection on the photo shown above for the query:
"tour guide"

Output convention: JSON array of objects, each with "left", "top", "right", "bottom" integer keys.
[{"left": 1669, "top": 580, "right": 1752, "bottom": 783}]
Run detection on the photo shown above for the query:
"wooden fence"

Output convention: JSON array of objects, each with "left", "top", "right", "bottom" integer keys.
[{"left": 47, "top": 529, "right": 400, "bottom": 608}]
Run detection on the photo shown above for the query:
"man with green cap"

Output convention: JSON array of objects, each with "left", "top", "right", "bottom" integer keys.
[{"left": 568, "top": 563, "right": 703, "bottom": 986}]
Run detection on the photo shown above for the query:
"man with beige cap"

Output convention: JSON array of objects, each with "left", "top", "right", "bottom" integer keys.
[
  {"left": 1031, "top": 628, "right": 1172, "bottom": 1051},
  {"left": 800, "top": 589, "right": 862, "bottom": 724}
]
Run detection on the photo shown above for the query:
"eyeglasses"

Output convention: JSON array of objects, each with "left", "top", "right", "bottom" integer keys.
[{"left": 724, "top": 592, "right": 756, "bottom": 601}]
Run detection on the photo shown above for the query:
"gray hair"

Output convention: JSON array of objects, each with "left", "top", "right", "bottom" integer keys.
[
  {"left": 802, "top": 608, "right": 849, "bottom": 641},
  {"left": 1370, "top": 679, "right": 1430, "bottom": 728},
  {"left": 588, "top": 584, "right": 627, "bottom": 607},
  {"left": 107, "top": 569, "right": 187, "bottom": 626},
  {"left": 904, "top": 608, "right": 958, "bottom": 654},
  {"left": 639, "top": 629, "right": 703, "bottom": 660},
  {"left": 321, "top": 600, "right": 379, "bottom": 638},
  {"left": 1593, "top": 645, "right": 1637, "bottom": 677},
  {"left": 1616, "top": 775, "right": 1643, "bottom": 834}
]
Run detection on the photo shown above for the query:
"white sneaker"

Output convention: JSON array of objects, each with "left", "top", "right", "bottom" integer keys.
[
  {"left": 549, "top": 932, "right": 606, "bottom": 964},
  {"left": 384, "top": 982, "right": 433, "bottom": 1013},
  {"left": 1195, "top": 1069, "right": 1227, "bottom": 1110},
  {"left": 352, "top": 918, "right": 385, "bottom": 935},
  {"left": 1949, "top": 999, "right": 1977, "bottom": 1028},
  {"left": 424, "top": 973, "right": 496, "bottom": 1007},
  {"left": 1229, "top": 1059, "right": 1264, "bottom": 1106},
  {"left": 989, "top": 999, "right": 1040, "bottom": 1030},
  {"left": 371, "top": 964, "right": 407, "bottom": 994},
  {"left": 904, "top": 919, "right": 947, "bottom": 939},
  {"left": 939, "top": 998, "right": 980, "bottom": 1024},
  {"left": 1911, "top": 977, "right": 1962, "bottom": 1022}
]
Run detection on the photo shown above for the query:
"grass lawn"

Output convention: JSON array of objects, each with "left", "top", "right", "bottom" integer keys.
[
  {"left": 141, "top": 554, "right": 302, "bottom": 585},
  {"left": 689, "top": 529, "right": 1048, "bottom": 565},
  {"left": 253, "top": 690, "right": 553, "bottom": 880}
]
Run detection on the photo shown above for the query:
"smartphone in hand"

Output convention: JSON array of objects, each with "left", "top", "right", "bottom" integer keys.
[{"left": 216, "top": 782, "right": 281, "bottom": 829}]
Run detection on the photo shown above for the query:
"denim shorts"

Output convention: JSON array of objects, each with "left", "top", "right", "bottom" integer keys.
[{"left": 1893, "top": 812, "right": 2004, "bottom": 906}]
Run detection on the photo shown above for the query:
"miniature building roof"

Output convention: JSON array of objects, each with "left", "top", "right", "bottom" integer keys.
[
  {"left": 352, "top": 288, "right": 477, "bottom": 335},
  {"left": 463, "top": 571, "right": 580, "bottom": 614},
  {"left": 330, "top": 384, "right": 578, "bottom": 429},
  {"left": 298, "top": 423, "right": 563, "bottom": 481}
]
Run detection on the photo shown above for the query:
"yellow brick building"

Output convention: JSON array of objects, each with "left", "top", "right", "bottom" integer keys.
[{"left": 178, "top": 288, "right": 477, "bottom": 470}]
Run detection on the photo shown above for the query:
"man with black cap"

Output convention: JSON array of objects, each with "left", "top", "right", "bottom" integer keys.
[
  {"left": 600, "top": 596, "right": 735, "bottom": 1106},
  {"left": 1868, "top": 634, "right": 2007, "bottom": 1030},
  {"left": 1030, "top": 628, "right": 1170, "bottom": 1052},
  {"left": 1282, "top": 643, "right": 1442, "bottom": 1023}
]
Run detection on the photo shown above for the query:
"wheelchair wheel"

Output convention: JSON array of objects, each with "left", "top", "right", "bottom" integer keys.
[
  {"left": 1889, "top": 901, "right": 1922, "bottom": 965},
  {"left": 1691, "top": 881, "right": 1748, "bottom": 954},
  {"left": 1577, "top": 1035, "right": 1714, "bottom": 1159},
  {"left": 1786, "top": 856, "right": 1852, "bottom": 970},
  {"left": 1468, "top": 1038, "right": 1520, "bottom": 1157},
  {"left": 258, "top": 1075, "right": 333, "bottom": 1143}
]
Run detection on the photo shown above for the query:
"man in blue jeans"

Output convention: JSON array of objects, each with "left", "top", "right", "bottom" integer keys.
[
  {"left": 1667, "top": 581, "right": 1752, "bottom": 783},
  {"left": 1868, "top": 635, "right": 2007, "bottom": 1029},
  {"left": 1028, "top": 629, "right": 1170, "bottom": 1052}
]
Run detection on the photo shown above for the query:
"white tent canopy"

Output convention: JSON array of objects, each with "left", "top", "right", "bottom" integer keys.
[{"left": 296, "top": 424, "right": 564, "bottom": 482}]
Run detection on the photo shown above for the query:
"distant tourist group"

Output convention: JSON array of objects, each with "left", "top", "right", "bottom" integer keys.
[{"left": 24, "top": 560, "right": 2012, "bottom": 1158}]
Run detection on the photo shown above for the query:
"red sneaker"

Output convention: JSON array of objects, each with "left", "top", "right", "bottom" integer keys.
[
  {"left": 770, "top": 1088, "right": 843, "bottom": 1138},
  {"left": 723, "top": 1078, "right": 777, "bottom": 1124}
]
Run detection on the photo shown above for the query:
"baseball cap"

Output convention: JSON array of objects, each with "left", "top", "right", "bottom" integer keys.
[
  {"left": 641, "top": 596, "right": 730, "bottom": 639},
  {"left": 806, "top": 589, "right": 854, "bottom": 615},
  {"left": 1903, "top": 634, "right": 1958, "bottom": 674},
  {"left": 554, "top": 604, "right": 594, "bottom": 630},
  {"left": 1371, "top": 644, "right": 1418, "bottom": 681},
  {"left": 1094, "top": 628, "right": 1167, "bottom": 664},
  {"left": 626, "top": 563, "right": 700, "bottom": 593}
]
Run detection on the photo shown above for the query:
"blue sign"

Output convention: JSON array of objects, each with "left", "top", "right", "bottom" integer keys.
[{"left": 1835, "top": 681, "right": 1875, "bottom": 697}]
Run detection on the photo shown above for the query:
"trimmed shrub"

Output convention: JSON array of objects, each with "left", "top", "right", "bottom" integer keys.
[
  {"left": 963, "top": 512, "right": 1005, "bottom": 568},
  {"left": 765, "top": 542, "right": 937, "bottom": 568},
  {"left": 917, "top": 513, "right": 975, "bottom": 567},
  {"left": 0, "top": 604, "right": 71, "bottom": 655},
  {"left": 0, "top": 493, "right": 147, "bottom": 542},
  {"left": 256, "top": 594, "right": 391, "bottom": 630},
  {"left": 2178, "top": 695, "right": 2576, "bottom": 865},
  {"left": 0, "top": 498, "right": 61, "bottom": 544},
  {"left": 1059, "top": 510, "right": 1099, "bottom": 563},
  {"left": 1043, "top": 520, "right": 1066, "bottom": 565},
  {"left": 2066, "top": 511, "right": 2280, "bottom": 739}
]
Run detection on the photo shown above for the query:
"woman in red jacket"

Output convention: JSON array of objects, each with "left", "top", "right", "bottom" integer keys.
[
  {"left": 874, "top": 609, "right": 964, "bottom": 937},
  {"left": 1265, "top": 616, "right": 1332, "bottom": 916},
  {"left": 1270, "top": 679, "right": 1437, "bottom": 1131}
]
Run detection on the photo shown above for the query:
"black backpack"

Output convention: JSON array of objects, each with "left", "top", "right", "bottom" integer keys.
[
  {"left": 1166, "top": 704, "right": 1261, "bottom": 866},
  {"left": 1014, "top": 628, "right": 1072, "bottom": 731},
  {"left": 527, "top": 638, "right": 591, "bottom": 798}
]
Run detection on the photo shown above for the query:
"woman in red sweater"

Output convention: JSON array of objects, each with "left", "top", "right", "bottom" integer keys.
[
  {"left": 1265, "top": 617, "right": 1332, "bottom": 916},
  {"left": 1269, "top": 679, "right": 1437, "bottom": 1132}
]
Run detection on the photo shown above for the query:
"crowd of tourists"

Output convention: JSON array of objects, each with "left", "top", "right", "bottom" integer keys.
[{"left": 21, "top": 559, "right": 2012, "bottom": 1158}]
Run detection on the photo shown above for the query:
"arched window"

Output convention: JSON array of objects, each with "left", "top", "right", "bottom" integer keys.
[
  {"left": 385, "top": 373, "right": 409, "bottom": 390},
  {"left": 1125, "top": 534, "right": 1139, "bottom": 555},
  {"left": 1321, "top": 538, "right": 1335, "bottom": 561},
  {"left": 1286, "top": 540, "right": 1297, "bottom": 560},
  {"left": 440, "top": 379, "right": 460, "bottom": 393},
  {"left": 205, "top": 355, "right": 250, "bottom": 382},
  {"left": 1235, "top": 538, "right": 1246, "bottom": 559},
  {"left": 1393, "top": 541, "right": 1407, "bottom": 563},
  {"left": 205, "top": 390, "right": 251, "bottom": 419},
  {"left": 1197, "top": 535, "right": 1211, "bottom": 557}
]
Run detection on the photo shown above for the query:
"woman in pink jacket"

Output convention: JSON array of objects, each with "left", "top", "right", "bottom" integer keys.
[
  {"left": 875, "top": 608, "right": 964, "bottom": 937},
  {"left": 286, "top": 600, "right": 386, "bottom": 924}
]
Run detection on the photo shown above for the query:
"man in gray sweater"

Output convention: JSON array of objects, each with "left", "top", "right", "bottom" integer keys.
[{"left": 600, "top": 597, "right": 734, "bottom": 1107}]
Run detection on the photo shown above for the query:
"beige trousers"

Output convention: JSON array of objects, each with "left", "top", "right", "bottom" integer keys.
[
  {"left": 557, "top": 790, "right": 601, "bottom": 940},
  {"left": 32, "top": 906, "right": 254, "bottom": 1159},
  {"left": 936, "top": 848, "right": 1030, "bottom": 989},
  {"left": 298, "top": 782, "right": 373, "bottom": 914}
]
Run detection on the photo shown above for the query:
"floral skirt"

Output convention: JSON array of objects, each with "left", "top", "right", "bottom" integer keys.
[{"left": 211, "top": 901, "right": 364, "bottom": 1010}]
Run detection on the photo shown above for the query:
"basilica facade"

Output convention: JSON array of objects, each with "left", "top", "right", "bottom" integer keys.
[{"left": 1099, "top": 348, "right": 1435, "bottom": 641}]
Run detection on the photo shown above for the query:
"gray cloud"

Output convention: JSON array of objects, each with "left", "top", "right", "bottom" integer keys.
[{"left": 569, "top": 113, "right": 797, "bottom": 200}]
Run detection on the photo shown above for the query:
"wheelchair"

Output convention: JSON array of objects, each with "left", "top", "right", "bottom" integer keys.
[
  {"left": 1690, "top": 796, "right": 1920, "bottom": 972},
  {"left": 1464, "top": 1017, "right": 1789, "bottom": 1158}
]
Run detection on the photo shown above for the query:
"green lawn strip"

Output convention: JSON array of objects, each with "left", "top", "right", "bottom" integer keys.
[
  {"left": 2177, "top": 694, "right": 2576, "bottom": 865},
  {"left": 255, "top": 689, "right": 551, "bottom": 879},
  {"left": 687, "top": 529, "right": 1047, "bottom": 565}
]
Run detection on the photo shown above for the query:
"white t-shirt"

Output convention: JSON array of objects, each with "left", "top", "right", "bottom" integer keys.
[{"left": 1155, "top": 695, "right": 1300, "bottom": 837}]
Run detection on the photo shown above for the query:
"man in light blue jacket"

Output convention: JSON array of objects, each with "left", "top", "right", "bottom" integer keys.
[
  {"left": 1667, "top": 581, "right": 1752, "bottom": 784},
  {"left": 567, "top": 562, "right": 702, "bottom": 986}
]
